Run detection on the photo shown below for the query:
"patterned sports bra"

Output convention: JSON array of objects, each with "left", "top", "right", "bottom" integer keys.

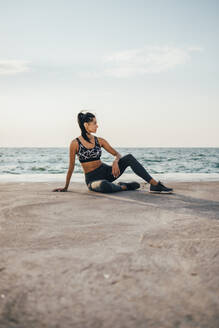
[{"left": 76, "top": 136, "right": 102, "bottom": 163}]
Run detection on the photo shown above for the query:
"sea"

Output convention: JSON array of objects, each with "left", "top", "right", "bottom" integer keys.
[{"left": 0, "top": 147, "right": 219, "bottom": 183}]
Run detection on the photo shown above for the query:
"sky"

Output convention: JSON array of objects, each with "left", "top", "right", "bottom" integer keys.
[{"left": 0, "top": 0, "right": 219, "bottom": 147}]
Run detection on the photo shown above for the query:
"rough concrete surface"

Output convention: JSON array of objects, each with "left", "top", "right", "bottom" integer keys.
[{"left": 0, "top": 181, "right": 219, "bottom": 328}]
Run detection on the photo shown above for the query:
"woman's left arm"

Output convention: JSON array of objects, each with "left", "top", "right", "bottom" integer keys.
[
  {"left": 99, "top": 138, "right": 122, "bottom": 177},
  {"left": 99, "top": 137, "right": 122, "bottom": 163},
  {"left": 113, "top": 152, "right": 122, "bottom": 163}
]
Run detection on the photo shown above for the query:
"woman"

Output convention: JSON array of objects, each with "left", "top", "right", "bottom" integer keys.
[{"left": 53, "top": 111, "right": 173, "bottom": 193}]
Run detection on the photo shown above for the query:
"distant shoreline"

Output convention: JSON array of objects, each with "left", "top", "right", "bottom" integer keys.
[{"left": 1, "top": 172, "right": 219, "bottom": 183}]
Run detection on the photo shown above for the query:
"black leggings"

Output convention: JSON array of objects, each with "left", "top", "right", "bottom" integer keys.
[{"left": 85, "top": 153, "right": 153, "bottom": 193}]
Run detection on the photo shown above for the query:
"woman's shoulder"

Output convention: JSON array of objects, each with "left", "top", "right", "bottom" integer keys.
[
  {"left": 70, "top": 138, "right": 79, "bottom": 152},
  {"left": 71, "top": 137, "right": 79, "bottom": 144},
  {"left": 96, "top": 136, "right": 104, "bottom": 147}
]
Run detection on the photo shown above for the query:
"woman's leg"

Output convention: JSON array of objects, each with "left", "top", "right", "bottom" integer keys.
[
  {"left": 88, "top": 179, "right": 125, "bottom": 193},
  {"left": 96, "top": 155, "right": 172, "bottom": 193},
  {"left": 110, "top": 153, "right": 155, "bottom": 184}
]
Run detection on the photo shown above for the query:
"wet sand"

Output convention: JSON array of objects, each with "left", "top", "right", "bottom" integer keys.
[{"left": 0, "top": 181, "right": 219, "bottom": 328}]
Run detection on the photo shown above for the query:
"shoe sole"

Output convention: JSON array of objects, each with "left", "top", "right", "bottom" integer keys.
[{"left": 149, "top": 190, "right": 173, "bottom": 194}]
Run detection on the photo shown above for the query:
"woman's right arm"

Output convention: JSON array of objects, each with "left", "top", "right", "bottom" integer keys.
[{"left": 53, "top": 140, "right": 77, "bottom": 192}]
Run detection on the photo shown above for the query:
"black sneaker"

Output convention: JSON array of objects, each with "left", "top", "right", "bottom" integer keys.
[
  {"left": 150, "top": 181, "right": 173, "bottom": 193},
  {"left": 118, "top": 181, "right": 140, "bottom": 190}
]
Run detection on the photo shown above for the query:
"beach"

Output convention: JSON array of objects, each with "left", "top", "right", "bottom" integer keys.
[{"left": 0, "top": 180, "right": 219, "bottom": 328}]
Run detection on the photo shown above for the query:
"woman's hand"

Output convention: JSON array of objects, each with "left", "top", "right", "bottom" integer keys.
[
  {"left": 112, "top": 161, "right": 120, "bottom": 178},
  {"left": 52, "top": 187, "right": 68, "bottom": 192}
]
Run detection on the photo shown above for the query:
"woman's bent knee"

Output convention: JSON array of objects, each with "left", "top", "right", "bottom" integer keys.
[
  {"left": 99, "top": 180, "right": 114, "bottom": 193},
  {"left": 88, "top": 180, "right": 112, "bottom": 193},
  {"left": 122, "top": 153, "right": 135, "bottom": 162}
]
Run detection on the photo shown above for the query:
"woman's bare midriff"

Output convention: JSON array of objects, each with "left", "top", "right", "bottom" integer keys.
[{"left": 81, "top": 160, "right": 103, "bottom": 174}]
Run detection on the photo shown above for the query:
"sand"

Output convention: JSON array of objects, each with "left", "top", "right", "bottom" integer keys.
[{"left": 0, "top": 181, "right": 219, "bottom": 328}]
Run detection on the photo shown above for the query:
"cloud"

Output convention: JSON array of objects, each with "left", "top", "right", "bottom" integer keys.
[
  {"left": 80, "top": 45, "right": 203, "bottom": 78},
  {"left": 0, "top": 60, "right": 30, "bottom": 75}
]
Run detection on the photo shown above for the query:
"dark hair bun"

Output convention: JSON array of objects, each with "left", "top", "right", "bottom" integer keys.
[
  {"left": 78, "top": 112, "right": 85, "bottom": 121},
  {"left": 77, "top": 111, "right": 95, "bottom": 124}
]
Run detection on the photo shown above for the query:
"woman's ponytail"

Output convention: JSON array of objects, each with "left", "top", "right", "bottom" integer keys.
[{"left": 77, "top": 111, "right": 96, "bottom": 143}]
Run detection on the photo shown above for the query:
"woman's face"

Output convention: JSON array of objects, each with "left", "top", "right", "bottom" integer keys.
[{"left": 85, "top": 117, "right": 98, "bottom": 133}]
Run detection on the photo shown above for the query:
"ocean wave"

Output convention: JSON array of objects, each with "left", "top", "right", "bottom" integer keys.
[
  {"left": 2, "top": 170, "right": 20, "bottom": 174},
  {"left": 31, "top": 167, "right": 47, "bottom": 171}
]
